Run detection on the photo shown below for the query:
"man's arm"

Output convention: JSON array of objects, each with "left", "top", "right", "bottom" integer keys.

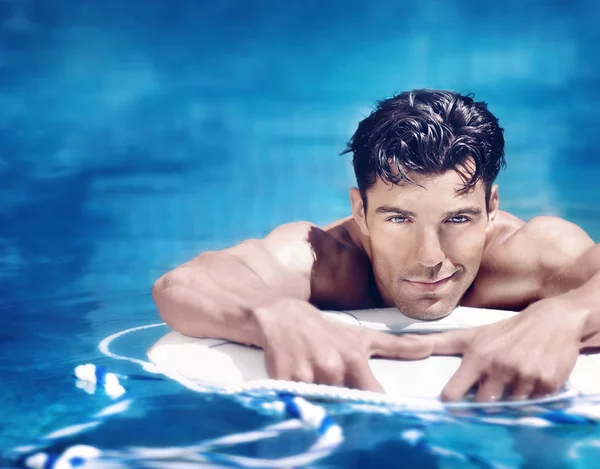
[
  {"left": 429, "top": 216, "right": 600, "bottom": 401},
  {"left": 552, "top": 248, "right": 600, "bottom": 349},
  {"left": 152, "top": 221, "right": 316, "bottom": 345},
  {"left": 524, "top": 215, "right": 600, "bottom": 347}
]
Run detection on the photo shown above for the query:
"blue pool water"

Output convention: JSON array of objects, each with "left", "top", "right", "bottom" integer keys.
[{"left": 2, "top": 0, "right": 600, "bottom": 466}]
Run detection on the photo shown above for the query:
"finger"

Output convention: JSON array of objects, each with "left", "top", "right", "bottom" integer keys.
[
  {"left": 313, "top": 357, "right": 345, "bottom": 387},
  {"left": 475, "top": 377, "right": 507, "bottom": 402},
  {"left": 508, "top": 378, "right": 536, "bottom": 401},
  {"left": 316, "top": 373, "right": 344, "bottom": 387},
  {"left": 290, "top": 365, "right": 314, "bottom": 384},
  {"left": 441, "top": 358, "right": 481, "bottom": 402},
  {"left": 428, "top": 328, "right": 474, "bottom": 356},
  {"left": 532, "top": 378, "right": 561, "bottom": 399},
  {"left": 369, "top": 331, "right": 434, "bottom": 360},
  {"left": 345, "top": 360, "right": 384, "bottom": 393},
  {"left": 264, "top": 349, "right": 292, "bottom": 380}
]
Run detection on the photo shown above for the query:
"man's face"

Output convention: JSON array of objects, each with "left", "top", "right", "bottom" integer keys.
[{"left": 351, "top": 168, "right": 498, "bottom": 320}]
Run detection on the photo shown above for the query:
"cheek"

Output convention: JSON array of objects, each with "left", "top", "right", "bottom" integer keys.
[
  {"left": 445, "top": 228, "right": 487, "bottom": 263},
  {"left": 370, "top": 232, "right": 411, "bottom": 264}
]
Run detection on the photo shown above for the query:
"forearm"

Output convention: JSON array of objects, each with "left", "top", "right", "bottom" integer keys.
[{"left": 152, "top": 251, "right": 307, "bottom": 346}]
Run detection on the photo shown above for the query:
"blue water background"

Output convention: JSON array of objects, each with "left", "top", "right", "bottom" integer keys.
[{"left": 1, "top": 0, "right": 600, "bottom": 466}]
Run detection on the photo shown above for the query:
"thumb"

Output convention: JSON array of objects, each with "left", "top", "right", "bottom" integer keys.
[
  {"left": 369, "top": 330, "right": 435, "bottom": 360},
  {"left": 427, "top": 328, "right": 473, "bottom": 356}
]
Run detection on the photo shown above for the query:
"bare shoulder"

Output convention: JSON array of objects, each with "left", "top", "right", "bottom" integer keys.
[
  {"left": 488, "top": 214, "right": 594, "bottom": 269},
  {"left": 227, "top": 218, "right": 373, "bottom": 309},
  {"left": 467, "top": 212, "right": 595, "bottom": 309},
  {"left": 229, "top": 218, "right": 360, "bottom": 269}
]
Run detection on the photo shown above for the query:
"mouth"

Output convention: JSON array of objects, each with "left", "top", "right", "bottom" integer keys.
[{"left": 404, "top": 272, "right": 457, "bottom": 293}]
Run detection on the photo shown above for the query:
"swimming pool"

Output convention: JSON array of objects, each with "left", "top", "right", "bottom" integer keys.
[{"left": 2, "top": 0, "right": 600, "bottom": 467}]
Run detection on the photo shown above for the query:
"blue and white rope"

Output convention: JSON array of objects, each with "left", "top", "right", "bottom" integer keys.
[
  {"left": 74, "top": 364, "right": 127, "bottom": 398},
  {"left": 11, "top": 323, "right": 600, "bottom": 469},
  {"left": 13, "top": 364, "right": 600, "bottom": 468},
  {"left": 97, "top": 322, "right": 600, "bottom": 422},
  {"left": 13, "top": 364, "right": 344, "bottom": 469}
]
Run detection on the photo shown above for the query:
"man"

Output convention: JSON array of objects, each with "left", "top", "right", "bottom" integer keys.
[{"left": 153, "top": 89, "right": 600, "bottom": 402}]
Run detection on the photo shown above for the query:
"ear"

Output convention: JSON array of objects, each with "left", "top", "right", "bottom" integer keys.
[
  {"left": 350, "top": 188, "right": 370, "bottom": 236},
  {"left": 486, "top": 184, "right": 499, "bottom": 227}
]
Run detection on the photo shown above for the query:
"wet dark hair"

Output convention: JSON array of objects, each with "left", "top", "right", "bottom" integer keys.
[{"left": 343, "top": 89, "right": 506, "bottom": 209}]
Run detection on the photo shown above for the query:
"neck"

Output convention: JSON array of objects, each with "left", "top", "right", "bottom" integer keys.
[{"left": 346, "top": 219, "right": 394, "bottom": 308}]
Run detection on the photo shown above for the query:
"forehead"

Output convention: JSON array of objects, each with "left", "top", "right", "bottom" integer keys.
[{"left": 366, "top": 169, "right": 487, "bottom": 208}]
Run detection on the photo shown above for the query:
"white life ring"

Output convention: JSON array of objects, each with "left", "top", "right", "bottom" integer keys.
[{"left": 147, "top": 306, "right": 600, "bottom": 401}]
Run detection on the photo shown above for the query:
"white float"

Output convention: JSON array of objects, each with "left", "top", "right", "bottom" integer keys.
[{"left": 147, "top": 307, "right": 600, "bottom": 401}]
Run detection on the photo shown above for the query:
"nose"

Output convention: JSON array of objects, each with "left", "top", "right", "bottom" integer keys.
[{"left": 415, "top": 230, "right": 445, "bottom": 268}]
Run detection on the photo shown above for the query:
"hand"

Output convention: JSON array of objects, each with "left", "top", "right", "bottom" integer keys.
[
  {"left": 254, "top": 298, "right": 433, "bottom": 391},
  {"left": 426, "top": 297, "right": 589, "bottom": 402}
]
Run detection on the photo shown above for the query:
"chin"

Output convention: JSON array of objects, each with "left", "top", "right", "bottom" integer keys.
[{"left": 396, "top": 299, "right": 458, "bottom": 321}]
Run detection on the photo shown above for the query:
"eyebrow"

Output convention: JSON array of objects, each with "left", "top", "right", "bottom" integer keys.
[{"left": 375, "top": 205, "right": 483, "bottom": 219}]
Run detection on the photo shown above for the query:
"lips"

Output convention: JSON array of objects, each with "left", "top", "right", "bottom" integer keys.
[
  {"left": 409, "top": 276, "right": 451, "bottom": 284},
  {"left": 404, "top": 272, "right": 456, "bottom": 293}
]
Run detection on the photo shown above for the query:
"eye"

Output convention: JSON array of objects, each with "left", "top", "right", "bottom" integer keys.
[
  {"left": 388, "top": 216, "right": 408, "bottom": 224},
  {"left": 447, "top": 216, "right": 470, "bottom": 224}
]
